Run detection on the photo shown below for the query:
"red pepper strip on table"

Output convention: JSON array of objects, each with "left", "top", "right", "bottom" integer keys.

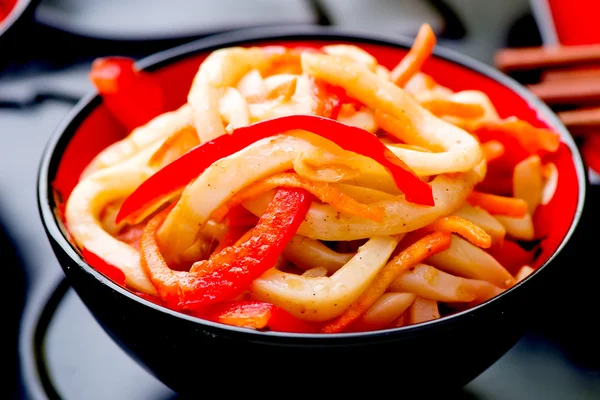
[
  {"left": 81, "top": 247, "right": 127, "bottom": 287},
  {"left": 89, "top": 57, "right": 165, "bottom": 132},
  {"left": 140, "top": 188, "right": 312, "bottom": 311},
  {"left": 200, "top": 300, "right": 317, "bottom": 333},
  {"left": 116, "top": 114, "right": 433, "bottom": 224}
]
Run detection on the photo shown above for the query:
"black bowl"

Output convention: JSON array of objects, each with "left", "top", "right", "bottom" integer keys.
[
  {"left": 37, "top": 26, "right": 587, "bottom": 396},
  {"left": 0, "top": 0, "right": 39, "bottom": 59}
]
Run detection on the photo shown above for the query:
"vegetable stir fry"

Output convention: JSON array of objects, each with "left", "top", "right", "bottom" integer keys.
[{"left": 62, "top": 24, "right": 562, "bottom": 333}]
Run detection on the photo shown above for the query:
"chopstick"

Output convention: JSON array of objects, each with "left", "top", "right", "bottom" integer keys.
[
  {"left": 557, "top": 108, "right": 600, "bottom": 136},
  {"left": 542, "top": 66, "right": 600, "bottom": 82},
  {"left": 527, "top": 78, "right": 600, "bottom": 105},
  {"left": 495, "top": 44, "right": 600, "bottom": 72},
  {"left": 494, "top": 43, "right": 600, "bottom": 137}
]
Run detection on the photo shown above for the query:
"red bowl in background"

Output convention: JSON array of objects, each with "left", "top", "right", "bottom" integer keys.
[
  {"left": 38, "top": 26, "right": 587, "bottom": 395},
  {"left": 546, "top": 0, "right": 600, "bottom": 46}
]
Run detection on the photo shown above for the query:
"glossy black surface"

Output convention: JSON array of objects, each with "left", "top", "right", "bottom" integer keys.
[
  {"left": 1, "top": 215, "right": 27, "bottom": 399},
  {"left": 36, "top": 27, "right": 587, "bottom": 396}
]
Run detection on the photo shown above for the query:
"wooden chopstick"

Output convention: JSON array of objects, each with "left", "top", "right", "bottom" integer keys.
[
  {"left": 557, "top": 107, "right": 600, "bottom": 135},
  {"left": 495, "top": 44, "right": 600, "bottom": 72},
  {"left": 527, "top": 78, "right": 600, "bottom": 105},
  {"left": 495, "top": 44, "right": 600, "bottom": 136},
  {"left": 542, "top": 66, "right": 600, "bottom": 82}
]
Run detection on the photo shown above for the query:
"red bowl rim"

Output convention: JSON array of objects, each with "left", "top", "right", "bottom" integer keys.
[{"left": 37, "top": 25, "right": 587, "bottom": 342}]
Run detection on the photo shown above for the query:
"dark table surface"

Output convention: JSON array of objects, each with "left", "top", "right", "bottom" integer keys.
[{"left": 2, "top": 1, "right": 600, "bottom": 399}]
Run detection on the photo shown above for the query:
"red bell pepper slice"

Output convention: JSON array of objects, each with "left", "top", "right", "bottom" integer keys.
[
  {"left": 224, "top": 205, "right": 260, "bottom": 228},
  {"left": 475, "top": 129, "right": 531, "bottom": 175},
  {"left": 479, "top": 118, "right": 560, "bottom": 155},
  {"left": 486, "top": 240, "right": 534, "bottom": 275},
  {"left": 475, "top": 172, "right": 513, "bottom": 196},
  {"left": 201, "top": 300, "right": 317, "bottom": 333},
  {"left": 312, "top": 79, "right": 364, "bottom": 121},
  {"left": 140, "top": 188, "right": 312, "bottom": 311},
  {"left": 81, "top": 247, "right": 127, "bottom": 287},
  {"left": 117, "top": 114, "right": 433, "bottom": 224},
  {"left": 475, "top": 126, "right": 538, "bottom": 196},
  {"left": 312, "top": 77, "right": 346, "bottom": 119},
  {"left": 209, "top": 206, "right": 259, "bottom": 257},
  {"left": 89, "top": 57, "right": 164, "bottom": 132}
]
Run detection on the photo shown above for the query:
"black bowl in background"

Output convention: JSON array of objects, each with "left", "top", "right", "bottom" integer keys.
[
  {"left": 37, "top": 26, "right": 587, "bottom": 396},
  {"left": 0, "top": 0, "right": 40, "bottom": 63}
]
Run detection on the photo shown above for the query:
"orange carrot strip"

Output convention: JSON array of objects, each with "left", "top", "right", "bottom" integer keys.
[
  {"left": 375, "top": 109, "right": 416, "bottom": 143},
  {"left": 467, "top": 191, "right": 528, "bottom": 218},
  {"left": 211, "top": 172, "right": 385, "bottom": 223},
  {"left": 391, "top": 23, "right": 437, "bottom": 87},
  {"left": 420, "top": 99, "right": 485, "bottom": 119},
  {"left": 321, "top": 231, "right": 452, "bottom": 333},
  {"left": 481, "top": 117, "right": 560, "bottom": 154},
  {"left": 482, "top": 140, "right": 505, "bottom": 162},
  {"left": 374, "top": 109, "right": 445, "bottom": 152},
  {"left": 423, "top": 215, "right": 492, "bottom": 248},
  {"left": 198, "top": 228, "right": 254, "bottom": 276},
  {"left": 140, "top": 205, "right": 184, "bottom": 309},
  {"left": 148, "top": 125, "right": 199, "bottom": 169}
]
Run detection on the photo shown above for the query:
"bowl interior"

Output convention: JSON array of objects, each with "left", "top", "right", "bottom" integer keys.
[{"left": 45, "top": 32, "right": 584, "bottom": 333}]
